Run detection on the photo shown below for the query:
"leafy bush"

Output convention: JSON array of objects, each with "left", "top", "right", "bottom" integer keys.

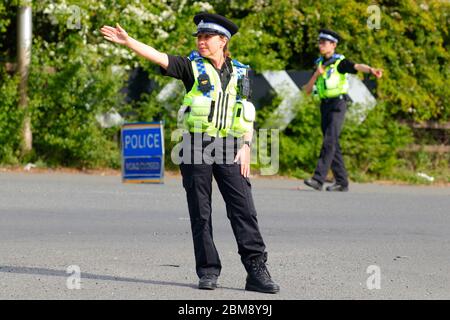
[
  {"left": 261, "top": 98, "right": 413, "bottom": 181},
  {"left": 0, "top": 0, "right": 448, "bottom": 182},
  {"left": 0, "top": 71, "right": 22, "bottom": 164}
]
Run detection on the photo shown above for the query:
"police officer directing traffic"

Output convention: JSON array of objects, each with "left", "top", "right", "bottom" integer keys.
[
  {"left": 100, "top": 13, "right": 279, "bottom": 294},
  {"left": 303, "top": 29, "right": 383, "bottom": 192}
]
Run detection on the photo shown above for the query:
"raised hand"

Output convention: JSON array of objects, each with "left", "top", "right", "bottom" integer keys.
[{"left": 100, "top": 23, "right": 129, "bottom": 45}]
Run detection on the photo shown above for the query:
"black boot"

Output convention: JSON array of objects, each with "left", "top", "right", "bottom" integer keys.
[
  {"left": 326, "top": 183, "right": 349, "bottom": 192},
  {"left": 244, "top": 253, "right": 280, "bottom": 294},
  {"left": 198, "top": 275, "right": 218, "bottom": 290},
  {"left": 304, "top": 178, "right": 323, "bottom": 191}
]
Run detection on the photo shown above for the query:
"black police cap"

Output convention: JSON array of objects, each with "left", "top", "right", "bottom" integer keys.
[
  {"left": 318, "top": 28, "right": 341, "bottom": 43},
  {"left": 193, "top": 13, "right": 238, "bottom": 38}
]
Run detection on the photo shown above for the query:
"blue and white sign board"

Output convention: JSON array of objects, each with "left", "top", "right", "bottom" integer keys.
[{"left": 121, "top": 121, "right": 164, "bottom": 184}]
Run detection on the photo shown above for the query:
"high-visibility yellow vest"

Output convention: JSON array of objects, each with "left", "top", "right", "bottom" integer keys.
[
  {"left": 315, "top": 54, "right": 349, "bottom": 99},
  {"left": 177, "top": 50, "right": 255, "bottom": 138}
]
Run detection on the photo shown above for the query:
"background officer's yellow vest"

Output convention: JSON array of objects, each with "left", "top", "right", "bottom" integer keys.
[
  {"left": 178, "top": 51, "right": 254, "bottom": 138},
  {"left": 315, "top": 55, "right": 349, "bottom": 99}
]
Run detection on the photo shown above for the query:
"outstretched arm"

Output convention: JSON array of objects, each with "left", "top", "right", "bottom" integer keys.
[
  {"left": 100, "top": 24, "right": 169, "bottom": 70},
  {"left": 354, "top": 63, "right": 383, "bottom": 78}
]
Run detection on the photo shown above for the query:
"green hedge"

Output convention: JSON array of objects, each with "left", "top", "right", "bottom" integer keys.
[
  {"left": 0, "top": 71, "right": 22, "bottom": 164},
  {"left": 0, "top": 0, "right": 448, "bottom": 182}
]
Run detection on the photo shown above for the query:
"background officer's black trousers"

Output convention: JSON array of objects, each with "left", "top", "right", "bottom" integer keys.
[
  {"left": 313, "top": 98, "right": 349, "bottom": 186},
  {"left": 179, "top": 133, "right": 266, "bottom": 278}
]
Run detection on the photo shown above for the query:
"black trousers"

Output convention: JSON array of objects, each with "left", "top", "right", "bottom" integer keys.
[
  {"left": 179, "top": 133, "right": 266, "bottom": 278},
  {"left": 313, "top": 98, "right": 349, "bottom": 186}
]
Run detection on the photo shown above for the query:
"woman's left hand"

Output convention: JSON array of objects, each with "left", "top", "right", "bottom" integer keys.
[{"left": 234, "top": 144, "right": 251, "bottom": 177}]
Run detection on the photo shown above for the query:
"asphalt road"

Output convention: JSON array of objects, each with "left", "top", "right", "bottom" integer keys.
[{"left": 0, "top": 172, "right": 449, "bottom": 300}]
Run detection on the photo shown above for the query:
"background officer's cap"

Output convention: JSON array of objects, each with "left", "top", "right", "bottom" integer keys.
[
  {"left": 318, "top": 29, "right": 341, "bottom": 43},
  {"left": 193, "top": 13, "right": 238, "bottom": 39}
]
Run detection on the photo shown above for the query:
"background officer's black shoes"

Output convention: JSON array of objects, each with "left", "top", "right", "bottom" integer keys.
[
  {"left": 326, "top": 184, "right": 349, "bottom": 192},
  {"left": 304, "top": 178, "right": 323, "bottom": 191},
  {"left": 198, "top": 275, "right": 218, "bottom": 290},
  {"left": 244, "top": 254, "right": 280, "bottom": 294}
]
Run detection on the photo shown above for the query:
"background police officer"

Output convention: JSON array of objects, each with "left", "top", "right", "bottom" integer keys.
[
  {"left": 303, "top": 29, "right": 383, "bottom": 192},
  {"left": 100, "top": 13, "right": 279, "bottom": 294}
]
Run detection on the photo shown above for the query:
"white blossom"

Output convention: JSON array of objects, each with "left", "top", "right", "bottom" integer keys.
[
  {"left": 420, "top": 3, "right": 429, "bottom": 11},
  {"left": 161, "top": 9, "right": 173, "bottom": 20},
  {"left": 194, "top": 2, "right": 214, "bottom": 12},
  {"left": 155, "top": 28, "right": 169, "bottom": 40},
  {"left": 122, "top": 4, "right": 158, "bottom": 23}
]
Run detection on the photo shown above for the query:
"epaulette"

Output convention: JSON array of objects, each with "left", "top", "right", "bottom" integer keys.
[
  {"left": 315, "top": 54, "right": 345, "bottom": 65},
  {"left": 231, "top": 59, "right": 249, "bottom": 69},
  {"left": 332, "top": 53, "right": 345, "bottom": 60},
  {"left": 188, "top": 50, "right": 202, "bottom": 61}
]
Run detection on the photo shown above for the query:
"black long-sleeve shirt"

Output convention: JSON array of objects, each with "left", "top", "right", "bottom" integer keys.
[
  {"left": 160, "top": 54, "right": 235, "bottom": 92},
  {"left": 320, "top": 57, "right": 358, "bottom": 74}
]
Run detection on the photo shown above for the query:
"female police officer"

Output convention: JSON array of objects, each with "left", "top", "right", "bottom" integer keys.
[
  {"left": 100, "top": 13, "right": 279, "bottom": 294},
  {"left": 303, "top": 29, "right": 383, "bottom": 192}
]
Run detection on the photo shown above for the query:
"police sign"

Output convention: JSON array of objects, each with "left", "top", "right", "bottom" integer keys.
[{"left": 121, "top": 121, "right": 164, "bottom": 183}]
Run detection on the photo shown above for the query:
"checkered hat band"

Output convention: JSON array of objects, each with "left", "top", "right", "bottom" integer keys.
[
  {"left": 318, "top": 33, "right": 338, "bottom": 43},
  {"left": 197, "top": 21, "right": 231, "bottom": 39}
]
